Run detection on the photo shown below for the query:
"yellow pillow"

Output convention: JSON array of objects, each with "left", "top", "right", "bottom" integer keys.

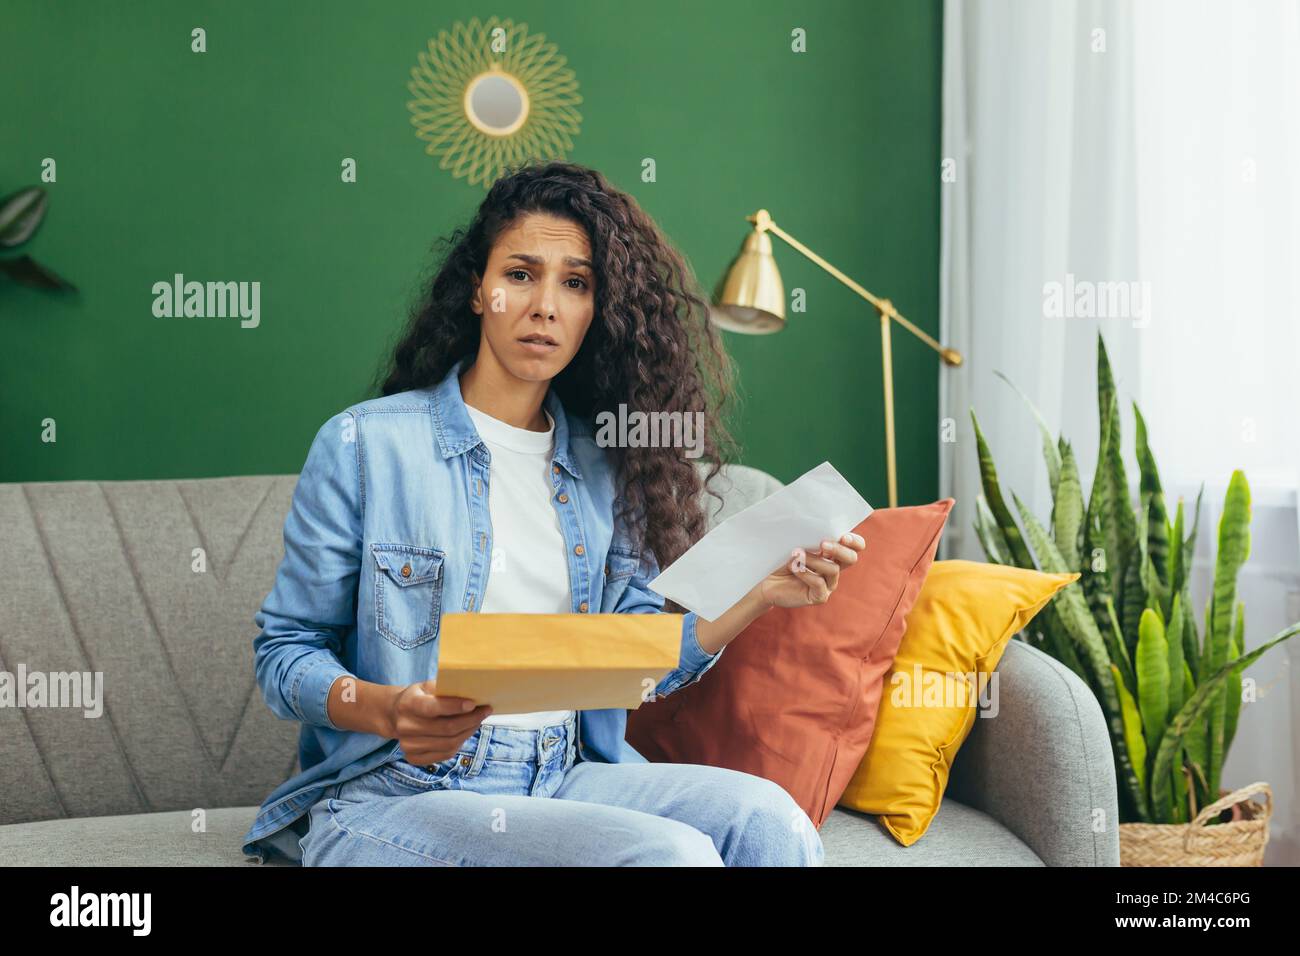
[{"left": 837, "top": 560, "right": 1079, "bottom": 845}]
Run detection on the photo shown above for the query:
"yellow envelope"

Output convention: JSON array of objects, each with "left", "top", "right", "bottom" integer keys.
[{"left": 433, "top": 613, "right": 683, "bottom": 712}]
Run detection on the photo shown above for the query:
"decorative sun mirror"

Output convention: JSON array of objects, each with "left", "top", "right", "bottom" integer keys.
[
  {"left": 464, "top": 70, "right": 529, "bottom": 136},
  {"left": 407, "top": 16, "right": 583, "bottom": 188}
]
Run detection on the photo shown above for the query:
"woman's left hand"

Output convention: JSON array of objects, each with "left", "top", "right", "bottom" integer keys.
[{"left": 755, "top": 531, "right": 867, "bottom": 610}]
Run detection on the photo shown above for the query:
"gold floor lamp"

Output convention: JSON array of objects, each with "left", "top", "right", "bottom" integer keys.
[{"left": 709, "top": 209, "right": 964, "bottom": 508}]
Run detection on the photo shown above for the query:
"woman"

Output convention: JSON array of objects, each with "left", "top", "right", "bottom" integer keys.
[{"left": 240, "top": 160, "right": 865, "bottom": 867}]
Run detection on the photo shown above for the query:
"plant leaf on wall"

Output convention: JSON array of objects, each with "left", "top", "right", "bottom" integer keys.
[{"left": 0, "top": 186, "right": 48, "bottom": 248}]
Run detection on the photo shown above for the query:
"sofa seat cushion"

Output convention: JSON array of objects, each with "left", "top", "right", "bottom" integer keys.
[
  {"left": 0, "top": 806, "right": 292, "bottom": 866},
  {"left": 1, "top": 797, "right": 1039, "bottom": 866},
  {"left": 821, "top": 799, "right": 1044, "bottom": 866}
]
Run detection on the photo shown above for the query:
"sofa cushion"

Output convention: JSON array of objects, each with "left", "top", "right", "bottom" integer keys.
[
  {"left": 0, "top": 800, "right": 1040, "bottom": 866},
  {"left": 626, "top": 500, "right": 953, "bottom": 827},
  {"left": 0, "top": 806, "right": 292, "bottom": 866},
  {"left": 821, "top": 802, "right": 1044, "bottom": 865},
  {"left": 839, "top": 560, "right": 1079, "bottom": 846}
]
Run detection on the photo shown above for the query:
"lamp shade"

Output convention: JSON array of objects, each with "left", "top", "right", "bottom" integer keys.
[{"left": 710, "top": 225, "right": 786, "bottom": 334}]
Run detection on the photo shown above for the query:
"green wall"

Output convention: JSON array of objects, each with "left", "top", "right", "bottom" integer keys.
[{"left": 2, "top": 0, "right": 942, "bottom": 507}]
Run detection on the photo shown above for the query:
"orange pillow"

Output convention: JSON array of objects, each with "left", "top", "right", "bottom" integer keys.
[{"left": 626, "top": 499, "right": 953, "bottom": 827}]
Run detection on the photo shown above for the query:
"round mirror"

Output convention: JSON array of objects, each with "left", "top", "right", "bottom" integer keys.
[
  {"left": 407, "top": 17, "right": 582, "bottom": 188},
  {"left": 464, "top": 70, "right": 529, "bottom": 136}
]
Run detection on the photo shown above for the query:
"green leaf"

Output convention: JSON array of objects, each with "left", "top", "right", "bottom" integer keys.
[
  {"left": 1121, "top": 506, "right": 1149, "bottom": 654},
  {"left": 1150, "top": 619, "right": 1300, "bottom": 818},
  {"left": 1169, "top": 498, "right": 1186, "bottom": 596},
  {"left": 0, "top": 186, "right": 48, "bottom": 248},
  {"left": 1136, "top": 608, "right": 1170, "bottom": 763},
  {"left": 1104, "top": 596, "right": 1136, "bottom": 693},
  {"left": 1097, "top": 332, "right": 1117, "bottom": 435},
  {"left": 1182, "top": 586, "right": 1202, "bottom": 682},
  {"left": 1012, "top": 491, "right": 1150, "bottom": 821},
  {"left": 0, "top": 254, "right": 77, "bottom": 291},
  {"left": 1113, "top": 663, "right": 1148, "bottom": 793},
  {"left": 1102, "top": 394, "right": 1138, "bottom": 605},
  {"left": 1202, "top": 593, "right": 1214, "bottom": 683},
  {"left": 1166, "top": 592, "right": 1186, "bottom": 717},
  {"left": 1133, "top": 403, "right": 1170, "bottom": 582},
  {"left": 970, "top": 410, "right": 1036, "bottom": 568},
  {"left": 1093, "top": 336, "right": 1136, "bottom": 603},
  {"left": 972, "top": 495, "right": 1009, "bottom": 565},
  {"left": 1206, "top": 471, "right": 1251, "bottom": 795},
  {"left": 1039, "top": 602, "right": 1094, "bottom": 688},
  {"left": 994, "top": 369, "right": 1061, "bottom": 499},
  {"left": 1054, "top": 440, "right": 1084, "bottom": 570},
  {"left": 1169, "top": 760, "right": 1189, "bottom": 824},
  {"left": 1223, "top": 602, "right": 1245, "bottom": 757},
  {"left": 1184, "top": 482, "right": 1206, "bottom": 587},
  {"left": 1180, "top": 660, "right": 1207, "bottom": 781},
  {"left": 1082, "top": 400, "right": 1115, "bottom": 623}
]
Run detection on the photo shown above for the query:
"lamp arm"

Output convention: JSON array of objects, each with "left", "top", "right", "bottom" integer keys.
[{"left": 755, "top": 214, "right": 961, "bottom": 366}]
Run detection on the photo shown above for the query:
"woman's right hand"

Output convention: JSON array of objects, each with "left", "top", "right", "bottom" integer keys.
[{"left": 388, "top": 680, "right": 493, "bottom": 765}]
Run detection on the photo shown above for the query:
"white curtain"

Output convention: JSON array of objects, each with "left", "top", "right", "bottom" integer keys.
[{"left": 940, "top": 0, "right": 1300, "bottom": 864}]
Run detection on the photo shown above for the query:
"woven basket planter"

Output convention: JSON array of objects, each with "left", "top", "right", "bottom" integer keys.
[{"left": 1119, "top": 781, "right": 1272, "bottom": 866}]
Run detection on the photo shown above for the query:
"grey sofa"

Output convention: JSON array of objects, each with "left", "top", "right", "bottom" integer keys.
[{"left": 0, "top": 463, "right": 1120, "bottom": 866}]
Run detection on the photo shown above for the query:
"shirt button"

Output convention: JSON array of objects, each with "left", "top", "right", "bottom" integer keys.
[
  {"left": 604, "top": 564, "right": 610, "bottom": 575},
  {"left": 579, "top": 601, "right": 589, "bottom": 612},
  {"left": 552, "top": 464, "right": 560, "bottom": 475},
  {"left": 400, "top": 564, "right": 412, "bottom": 578},
  {"left": 557, "top": 493, "right": 569, "bottom": 503},
  {"left": 574, "top": 544, "right": 584, "bottom": 556}
]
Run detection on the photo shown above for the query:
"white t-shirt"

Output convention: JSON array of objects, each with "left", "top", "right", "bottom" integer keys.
[{"left": 464, "top": 402, "right": 575, "bottom": 730}]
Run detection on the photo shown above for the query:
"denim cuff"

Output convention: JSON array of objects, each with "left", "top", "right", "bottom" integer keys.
[
  {"left": 290, "top": 655, "right": 352, "bottom": 730},
  {"left": 655, "top": 611, "right": 725, "bottom": 698},
  {"left": 679, "top": 611, "right": 720, "bottom": 674}
]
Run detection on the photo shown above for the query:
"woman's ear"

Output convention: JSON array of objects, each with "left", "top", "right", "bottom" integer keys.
[{"left": 469, "top": 271, "right": 482, "bottom": 315}]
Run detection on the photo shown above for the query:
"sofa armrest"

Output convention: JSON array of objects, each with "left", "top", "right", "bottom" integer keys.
[{"left": 946, "top": 639, "right": 1121, "bottom": 866}]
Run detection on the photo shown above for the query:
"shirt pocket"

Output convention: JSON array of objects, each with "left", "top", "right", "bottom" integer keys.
[
  {"left": 605, "top": 545, "right": 640, "bottom": 583},
  {"left": 371, "top": 543, "right": 445, "bottom": 649}
]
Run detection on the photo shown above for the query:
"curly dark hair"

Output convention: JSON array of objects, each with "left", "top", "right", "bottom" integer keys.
[{"left": 366, "top": 160, "right": 740, "bottom": 595}]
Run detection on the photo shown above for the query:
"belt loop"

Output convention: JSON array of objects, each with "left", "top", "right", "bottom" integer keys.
[{"left": 467, "top": 724, "right": 492, "bottom": 776}]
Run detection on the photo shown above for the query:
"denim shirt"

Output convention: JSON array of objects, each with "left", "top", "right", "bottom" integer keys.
[{"left": 240, "top": 356, "right": 725, "bottom": 863}]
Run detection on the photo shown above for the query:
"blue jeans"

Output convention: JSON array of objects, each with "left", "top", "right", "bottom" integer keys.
[{"left": 297, "top": 712, "right": 824, "bottom": 866}]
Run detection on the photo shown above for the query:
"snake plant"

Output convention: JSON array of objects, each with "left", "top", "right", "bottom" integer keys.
[{"left": 971, "top": 331, "right": 1300, "bottom": 825}]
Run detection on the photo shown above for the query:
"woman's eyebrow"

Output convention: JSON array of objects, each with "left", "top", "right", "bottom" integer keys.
[{"left": 507, "top": 252, "right": 593, "bottom": 270}]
